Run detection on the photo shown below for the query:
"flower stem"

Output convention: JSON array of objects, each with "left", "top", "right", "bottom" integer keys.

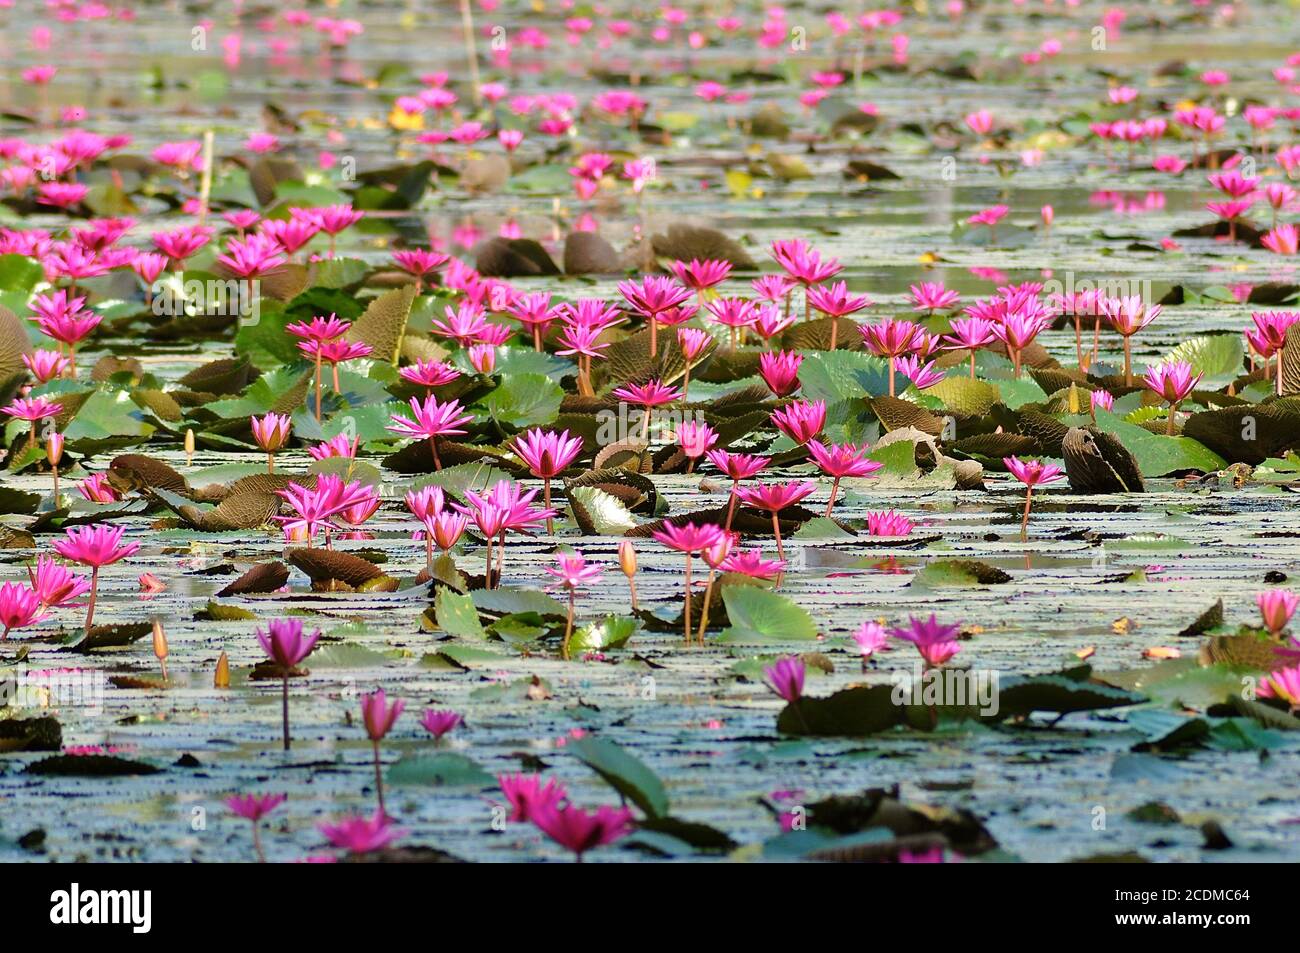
[
  {"left": 695, "top": 571, "right": 716, "bottom": 644},
  {"left": 281, "top": 674, "right": 291, "bottom": 751},
  {"left": 1020, "top": 487, "right": 1033, "bottom": 542},
  {"left": 84, "top": 566, "right": 98, "bottom": 634},
  {"left": 562, "top": 586, "right": 575, "bottom": 659},
  {"left": 825, "top": 476, "right": 841, "bottom": 518},
  {"left": 683, "top": 554, "right": 692, "bottom": 644},
  {"left": 372, "top": 739, "right": 386, "bottom": 818}
]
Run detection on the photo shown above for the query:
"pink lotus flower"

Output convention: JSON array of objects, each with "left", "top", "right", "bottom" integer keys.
[
  {"left": 676, "top": 421, "right": 718, "bottom": 470},
  {"left": 1143, "top": 361, "right": 1202, "bottom": 434},
  {"left": 967, "top": 204, "right": 1009, "bottom": 233},
  {"left": 152, "top": 225, "right": 213, "bottom": 262},
  {"left": 770, "top": 399, "right": 825, "bottom": 446},
  {"left": 0, "top": 582, "right": 48, "bottom": 639},
  {"left": 964, "top": 109, "right": 994, "bottom": 136},
  {"left": 618, "top": 276, "right": 693, "bottom": 357},
  {"left": 1257, "top": 590, "right": 1299, "bottom": 635},
  {"left": 759, "top": 350, "right": 802, "bottom": 398},
  {"left": 889, "top": 614, "right": 962, "bottom": 668},
  {"left": 387, "top": 395, "right": 473, "bottom": 469},
  {"left": 910, "top": 282, "right": 960, "bottom": 314},
  {"left": 4, "top": 396, "right": 61, "bottom": 450},
  {"left": 77, "top": 473, "right": 119, "bottom": 504},
  {"left": 305, "top": 427, "right": 358, "bottom": 459},
  {"left": 22, "top": 348, "right": 70, "bottom": 384},
  {"left": 652, "top": 521, "right": 727, "bottom": 643},
  {"left": 610, "top": 379, "right": 682, "bottom": 440},
  {"left": 852, "top": 621, "right": 889, "bottom": 662},
  {"left": 670, "top": 258, "right": 733, "bottom": 293},
  {"left": 546, "top": 551, "right": 603, "bottom": 656},
  {"left": 719, "top": 550, "right": 786, "bottom": 580},
  {"left": 530, "top": 801, "right": 634, "bottom": 861},
  {"left": 705, "top": 448, "right": 771, "bottom": 528},
  {"left": 250, "top": 412, "right": 291, "bottom": 470},
  {"left": 808, "top": 441, "right": 883, "bottom": 516},
  {"left": 806, "top": 280, "right": 870, "bottom": 349},
  {"left": 52, "top": 525, "right": 140, "bottom": 633},
  {"left": 763, "top": 656, "right": 805, "bottom": 702},
  {"left": 770, "top": 239, "right": 843, "bottom": 288},
  {"left": 399, "top": 359, "right": 461, "bottom": 392},
  {"left": 392, "top": 248, "right": 451, "bottom": 285},
  {"left": 1102, "top": 295, "right": 1162, "bottom": 384},
  {"left": 420, "top": 709, "right": 463, "bottom": 740},
  {"left": 1005, "top": 455, "right": 1065, "bottom": 540},
  {"left": 28, "top": 554, "right": 90, "bottom": 610},
  {"left": 894, "top": 355, "right": 944, "bottom": 390},
  {"left": 215, "top": 233, "right": 285, "bottom": 280},
  {"left": 1259, "top": 665, "right": 1300, "bottom": 711},
  {"left": 226, "top": 792, "right": 286, "bottom": 822},
  {"left": 1263, "top": 224, "right": 1299, "bottom": 256},
  {"left": 319, "top": 810, "right": 402, "bottom": 854},
  {"left": 499, "top": 773, "right": 567, "bottom": 822},
  {"left": 226, "top": 792, "right": 286, "bottom": 862},
  {"left": 860, "top": 318, "right": 921, "bottom": 395},
  {"left": 866, "top": 510, "right": 915, "bottom": 537},
  {"left": 257, "top": 617, "right": 320, "bottom": 671},
  {"left": 736, "top": 481, "right": 816, "bottom": 564},
  {"left": 360, "top": 688, "right": 404, "bottom": 814}
]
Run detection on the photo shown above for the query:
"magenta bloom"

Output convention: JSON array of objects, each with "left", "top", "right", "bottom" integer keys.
[
  {"left": 226, "top": 792, "right": 287, "bottom": 822},
  {"left": 852, "top": 621, "right": 889, "bottom": 659},
  {"left": 0, "top": 582, "right": 48, "bottom": 639},
  {"left": 670, "top": 258, "right": 733, "bottom": 291},
  {"left": 388, "top": 395, "right": 473, "bottom": 469},
  {"left": 737, "top": 481, "right": 817, "bottom": 514},
  {"left": 512, "top": 428, "right": 583, "bottom": 478},
  {"left": 392, "top": 248, "right": 451, "bottom": 282},
  {"left": 530, "top": 802, "right": 635, "bottom": 861},
  {"left": 759, "top": 350, "right": 803, "bottom": 398},
  {"left": 770, "top": 238, "right": 842, "bottom": 287},
  {"left": 809, "top": 441, "right": 883, "bottom": 516},
  {"left": 257, "top": 618, "right": 321, "bottom": 671},
  {"left": 889, "top": 614, "right": 962, "bottom": 668},
  {"left": 763, "top": 656, "right": 805, "bottom": 702},
  {"left": 1005, "top": 456, "right": 1065, "bottom": 488},
  {"left": 399, "top": 359, "right": 461, "bottom": 391},
  {"left": 770, "top": 399, "right": 825, "bottom": 446},
  {"left": 360, "top": 688, "right": 404, "bottom": 741},
  {"left": 319, "top": 810, "right": 403, "bottom": 854},
  {"left": 419, "top": 709, "right": 463, "bottom": 740},
  {"left": 1005, "top": 456, "right": 1063, "bottom": 540},
  {"left": 1259, "top": 665, "right": 1300, "bottom": 710},
  {"left": 215, "top": 233, "right": 286, "bottom": 280},
  {"left": 286, "top": 313, "right": 350, "bottom": 343},
  {"left": 894, "top": 355, "right": 945, "bottom": 390},
  {"left": 718, "top": 550, "right": 786, "bottom": 580},
  {"left": 611, "top": 379, "right": 683, "bottom": 440},
  {"left": 27, "top": 555, "right": 90, "bottom": 609},
  {"left": 53, "top": 525, "right": 139, "bottom": 568},
  {"left": 676, "top": 421, "right": 718, "bottom": 465},
  {"left": 251, "top": 412, "right": 291, "bottom": 454},
  {"left": 499, "top": 773, "right": 567, "bottom": 822},
  {"left": 22, "top": 349, "right": 71, "bottom": 384},
  {"left": 860, "top": 318, "right": 921, "bottom": 395},
  {"left": 1143, "top": 361, "right": 1202, "bottom": 434},
  {"left": 652, "top": 521, "right": 727, "bottom": 555},
  {"left": 866, "top": 510, "right": 915, "bottom": 537},
  {"left": 546, "top": 552, "right": 604, "bottom": 590},
  {"left": 910, "top": 282, "right": 961, "bottom": 314},
  {"left": 1258, "top": 590, "right": 1300, "bottom": 634},
  {"left": 618, "top": 275, "right": 693, "bottom": 357}
]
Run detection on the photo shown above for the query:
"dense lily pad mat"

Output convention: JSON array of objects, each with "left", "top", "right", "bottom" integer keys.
[{"left": 0, "top": 1, "right": 1298, "bottom": 865}]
